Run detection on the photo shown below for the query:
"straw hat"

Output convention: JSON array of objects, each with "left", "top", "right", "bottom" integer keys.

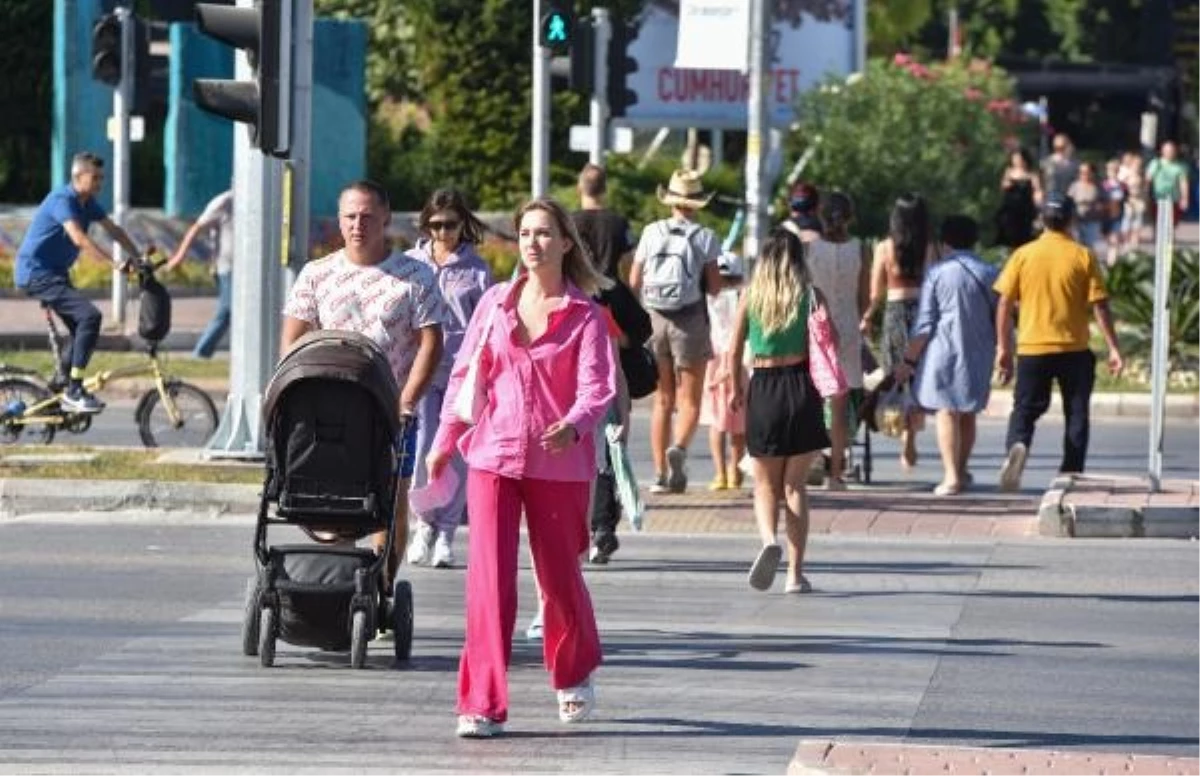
[{"left": 656, "top": 169, "right": 714, "bottom": 210}]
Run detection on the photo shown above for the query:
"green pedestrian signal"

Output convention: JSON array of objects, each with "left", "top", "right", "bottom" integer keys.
[{"left": 540, "top": 6, "right": 573, "bottom": 51}]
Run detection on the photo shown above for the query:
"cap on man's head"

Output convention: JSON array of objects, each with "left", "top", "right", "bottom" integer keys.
[{"left": 1042, "top": 193, "right": 1075, "bottom": 220}]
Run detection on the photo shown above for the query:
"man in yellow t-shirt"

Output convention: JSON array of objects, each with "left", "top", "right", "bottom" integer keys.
[{"left": 992, "top": 194, "right": 1124, "bottom": 491}]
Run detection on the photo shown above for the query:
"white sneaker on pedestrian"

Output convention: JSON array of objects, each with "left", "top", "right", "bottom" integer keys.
[
  {"left": 432, "top": 534, "right": 455, "bottom": 568},
  {"left": 999, "top": 442, "right": 1028, "bottom": 492},
  {"left": 406, "top": 521, "right": 436, "bottom": 566},
  {"left": 525, "top": 611, "right": 544, "bottom": 642},
  {"left": 666, "top": 446, "right": 688, "bottom": 492},
  {"left": 649, "top": 474, "right": 671, "bottom": 494}
]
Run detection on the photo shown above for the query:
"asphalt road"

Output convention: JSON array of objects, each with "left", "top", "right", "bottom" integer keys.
[
  {"left": 0, "top": 513, "right": 1194, "bottom": 773},
  {"left": 37, "top": 401, "right": 1200, "bottom": 494}
]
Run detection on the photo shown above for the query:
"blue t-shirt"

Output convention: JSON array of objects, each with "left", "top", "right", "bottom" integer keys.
[{"left": 15, "top": 184, "right": 107, "bottom": 287}]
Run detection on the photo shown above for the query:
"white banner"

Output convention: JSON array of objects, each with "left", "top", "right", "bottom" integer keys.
[
  {"left": 674, "top": 0, "right": 750, "bottom": 72},
  {"left": 619, "top": 1, "right": 860, "bottom": 129}
]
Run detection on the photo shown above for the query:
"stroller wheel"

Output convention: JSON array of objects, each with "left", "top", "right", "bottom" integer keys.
[
  {"left": 350, "top": 609, "right": 370, "bottom": 669},
  {"left": 241, "top": 576, "right": 260, "bottom": 657},
  {"left": 392, "top": 579, "right": 414, "bottom": 662},
  {"left": 258, "top": 606, "right": 276, "bottom": 668}
]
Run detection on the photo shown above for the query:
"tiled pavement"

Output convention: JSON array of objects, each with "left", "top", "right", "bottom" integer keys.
[{"left": 638, "top": 486, "right": 1042, "bottom": 539}]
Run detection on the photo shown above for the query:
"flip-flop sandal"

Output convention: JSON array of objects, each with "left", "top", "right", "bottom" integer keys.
[
  {"left": 784, "top": 575, "right": 813, "bottom": 594},
  {"left": 557, "top": 678, "right": 595, "bottom": 723},
  {"left": 748, "top": 544, "right": 782, "bottom": 591}
]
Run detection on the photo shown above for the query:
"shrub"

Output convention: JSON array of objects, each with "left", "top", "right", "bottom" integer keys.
[
  {"left": 787, "top": 55, "right": 1034, "bottom": 240},
  {"left": 1104, "top": 248, "right": 1199, "bottom": 369}
]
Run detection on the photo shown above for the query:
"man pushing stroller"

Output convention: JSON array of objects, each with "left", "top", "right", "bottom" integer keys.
[{"left": 281, "top": 180, "right": 446, "bottom": 583}]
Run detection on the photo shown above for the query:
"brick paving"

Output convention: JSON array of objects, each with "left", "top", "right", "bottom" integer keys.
[
  {"left": 638, "top": 486, "right": 1042, "bottom": 538},
  {"left": 789, "top": 740, "right": 1200, "bottom": 775},
  {"left": 1063, "top": 474, "right": 1199, "bottom": 508}
]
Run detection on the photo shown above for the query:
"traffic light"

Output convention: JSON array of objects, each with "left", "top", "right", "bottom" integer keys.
[
  {"left": 568, "top": 17, "right": 595, "bottom": 92},
  {"left": 192, "top": 0, "right": 292, "bottom": 158},
  {"left": 607, "top": 20, "right": 639, "bottom": 118},
  {"left": 91, "top": 13, "right": 122, "bottom": 86},
  {"left": 540, "top": 4, "right": 573, "bottom": 53}
]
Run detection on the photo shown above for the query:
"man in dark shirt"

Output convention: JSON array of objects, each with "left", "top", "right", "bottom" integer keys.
[{"left": 571, "top": 163, "right": 634, "bottom": 280}]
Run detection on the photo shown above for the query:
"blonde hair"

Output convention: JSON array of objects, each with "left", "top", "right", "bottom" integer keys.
[
  {"left": 747, "top": 228, "right": 810, "bottom": 335},
  {"left": 513, "top": 197, "right": 613, "bottom": 296}
]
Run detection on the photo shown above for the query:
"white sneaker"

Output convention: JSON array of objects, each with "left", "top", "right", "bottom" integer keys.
[
  {"left": 406, "top": 521, "right": 436, "bottom": 566},
  {"left": 432, "top": 534, "right": 455, "bottom": 568},
  {"left": 999, "top": 442, "right": 1028, "bottom": 492},
  {"left": 456, "top": 715, "right": 504, "bottom": 738},
  {"left": 525, "top": 611, "right": 544, "bottom": 642}
]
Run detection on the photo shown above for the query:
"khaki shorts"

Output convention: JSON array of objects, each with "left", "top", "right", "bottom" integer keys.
[{"left": 648, "top": 303, "right": 712, "bottom": 370}]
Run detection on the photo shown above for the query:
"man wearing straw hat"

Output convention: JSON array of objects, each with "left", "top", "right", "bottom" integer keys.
[{"left": 630, "top": 169, "right": 729, "bottom": 494}]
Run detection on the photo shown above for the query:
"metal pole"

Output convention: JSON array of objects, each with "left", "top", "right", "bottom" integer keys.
[
  {"left": 853, "top": 0, "right": 867, "bottom": 72},
  {"left": 288, "top": 0, "right": 313, "bottom": 285},
  {"left": 110, "top": 2, "right": 133, "bottom": 329},
  {"left": 1147, "top": 198, "right": 1175, "bottom": 491},
  {"left": 742, "top": 0, "right": 769, "bottom": 262},
  {"left": 204, "top": 0, "right": 285, "bottom": 459},
  {"left": 589, "top": 7, "right": 611, "bottom": 165},
  {"left": 532, "top": 0, "right": 550, "bottom": 197}
]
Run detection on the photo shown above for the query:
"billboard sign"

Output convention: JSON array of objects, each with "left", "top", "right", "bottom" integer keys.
[{"left": 618, "top": 0, "right": 861, "bottom": 129}]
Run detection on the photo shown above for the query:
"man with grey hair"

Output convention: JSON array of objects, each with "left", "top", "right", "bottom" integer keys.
[{"left": 15, "top": 151, "right": 149, "bottom": 412}]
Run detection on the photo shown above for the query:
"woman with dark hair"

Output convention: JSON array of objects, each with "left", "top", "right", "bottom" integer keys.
[
  {"left": 861, "top": 193, "right": 936, "bottom": 468},
  {"left": 404, "top": 189, "right": 493, "bottom": 569},
  {"left": 729, "top": 228, "right": 832, "bottom": 594},
  {"left": 806, "top": 191, "right": 868, "bottom": 489},
  {"left": 995, "top": 147, "right": 1043, "bottom": 250}
]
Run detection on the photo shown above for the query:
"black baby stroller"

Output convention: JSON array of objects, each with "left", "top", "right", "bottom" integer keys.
[{"left": 242, "top": 330, "right": 413, "bottom": 668}]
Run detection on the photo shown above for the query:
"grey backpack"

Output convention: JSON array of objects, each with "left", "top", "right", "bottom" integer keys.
[{"left": 641, "top": 221, "right": 706, "bottom": 312}]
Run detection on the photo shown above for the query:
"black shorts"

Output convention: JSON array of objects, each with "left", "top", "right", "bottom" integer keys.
[{"left": 746, "top": 363, "right": 831, "bottom": 457}]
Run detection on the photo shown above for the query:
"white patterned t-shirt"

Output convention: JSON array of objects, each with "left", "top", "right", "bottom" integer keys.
[{"left": 283, "top": 249, "right": 446, "bottom": 385}]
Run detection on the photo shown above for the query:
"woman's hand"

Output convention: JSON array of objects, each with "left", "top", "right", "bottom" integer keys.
[
  {"left": 426, "top": 449, "right": 449, "bottom": 482},
  {"left": 729, "top": 382, "right": 745, "bottom": 413},
  {"left": 540, "top": 420, "right": 578, "bottom": 453}
]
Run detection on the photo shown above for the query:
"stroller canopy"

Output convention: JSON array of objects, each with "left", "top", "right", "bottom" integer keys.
[{"left": 264, "top": 330, "right": 401, "bottom": 438}]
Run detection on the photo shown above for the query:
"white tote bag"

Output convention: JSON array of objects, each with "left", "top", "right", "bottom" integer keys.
[{"left": 452, "top": 297, "right": 500, "bottom": 425}]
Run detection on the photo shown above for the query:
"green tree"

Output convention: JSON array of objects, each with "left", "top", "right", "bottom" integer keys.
[
  {"left": 788, "top": 55, "right": 1026, "bottom": 239},
  {"left": 0, "top": 0, "right": 52, "bottom": 201}
]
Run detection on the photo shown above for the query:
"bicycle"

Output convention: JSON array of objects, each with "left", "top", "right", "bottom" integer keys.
[{"left": 0, "top": 255, "right": 220, "bottom": 448}]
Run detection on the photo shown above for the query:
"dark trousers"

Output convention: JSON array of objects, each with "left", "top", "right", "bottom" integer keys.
[
  {"left": 1005, "top": 350, "right": 1096, "bottom": 474},
  {"left": 590, "top": 459, "right": 620, "bottom": 552},
  {"left": 22, "top": 274, "right": 102, "bottom": 373}
]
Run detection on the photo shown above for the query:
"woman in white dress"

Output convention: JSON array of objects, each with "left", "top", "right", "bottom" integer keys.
[{"left": 805, "top": 191, "right": 868, "bottom": 489}]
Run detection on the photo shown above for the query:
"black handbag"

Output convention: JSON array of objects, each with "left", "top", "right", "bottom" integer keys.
[{"left": 620, "top": 344, "right": 658, "bottom": 399}]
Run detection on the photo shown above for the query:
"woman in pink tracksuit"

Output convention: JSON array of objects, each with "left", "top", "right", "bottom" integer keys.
[{"left": 427, "top": 196, "right": 615, "bottom": 739}]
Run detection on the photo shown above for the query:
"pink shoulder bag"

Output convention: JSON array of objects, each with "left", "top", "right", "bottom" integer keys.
[{"left": 806, "top": 288, "right": 849, "bottom": 398}]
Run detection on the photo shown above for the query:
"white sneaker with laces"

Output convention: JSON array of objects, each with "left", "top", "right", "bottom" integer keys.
[
  {"left": 432, "top": 534, "right": 455, "bottom": 568},
  {"left": 406, "top": 521, "right": 436, "bottom": 566},
  {"left": 456, "top": 715, "right": 503, "bottom": 738},
  {"left": 999, "top": 442, "right": 1028, "bottom": 492}
]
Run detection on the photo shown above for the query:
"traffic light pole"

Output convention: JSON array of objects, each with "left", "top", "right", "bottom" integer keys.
[
  {"left": 742, "top": 0, "right": 770, "bottom": 264},
  {"left": 110, "top": 2, "right": 134, "bottom": 329},
  {"left": 532, "top": 0, "right": 550, "bottom": 197},
  {"left": 588, "top": 8, "right": 611, "bottom": 165}
]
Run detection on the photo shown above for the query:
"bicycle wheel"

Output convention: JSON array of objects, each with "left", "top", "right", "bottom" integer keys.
[
  {"left": 0, "top": 376, "right": 56, "bottom": 445},
  {"left": 136, "top": 381, "right": 218, "bottom": 448}
]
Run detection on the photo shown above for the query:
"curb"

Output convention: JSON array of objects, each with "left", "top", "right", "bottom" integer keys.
[
  {"left": 982, "top": 391, "right": 1199, "bottom": 419},
  {"left": 0, "top": 477, "right": 260, "bottom": 519},
  {"left": 1038, "top": 474, "right": 1199, "bottom": 539},
  {"left": 788, "top": 740, "right": 1200, "bottom": 775}
]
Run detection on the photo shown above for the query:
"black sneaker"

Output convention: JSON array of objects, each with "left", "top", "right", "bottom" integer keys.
[
  {"left": 589, "top": 532, "right": 619, "bottom": 564},
  {"left": 61, "top": 386, "right": 104, "bottom": 414}
]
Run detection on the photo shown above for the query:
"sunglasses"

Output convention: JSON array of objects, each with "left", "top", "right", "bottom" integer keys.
[{"left": 428, "top": 219, "right": 461, "bottom": 232}]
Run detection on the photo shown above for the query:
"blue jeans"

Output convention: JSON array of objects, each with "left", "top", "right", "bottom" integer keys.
[
  {"left": 22, "top": 273, "right": 101, "bottom": 372},
  {"left": 193, "top": 272, "right": 231, "bottom": 358}
]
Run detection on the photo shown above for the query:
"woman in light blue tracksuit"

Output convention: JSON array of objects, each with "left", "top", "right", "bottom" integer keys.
[{"left": 405, "top": 189, "right": 493, "bottom": 568}]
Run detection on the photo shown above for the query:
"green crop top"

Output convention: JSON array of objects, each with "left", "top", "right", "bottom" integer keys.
[{"left": 748, "top": 290, "right": 809, "bottom": 358}]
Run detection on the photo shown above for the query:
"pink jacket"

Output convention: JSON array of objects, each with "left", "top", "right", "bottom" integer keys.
[{"left": 432, "top": 278, "right": 616, "bottom": 482}]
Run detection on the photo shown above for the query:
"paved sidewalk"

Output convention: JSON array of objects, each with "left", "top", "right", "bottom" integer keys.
[
  {"left": 1039, "top": 473, "right": 1199, "bottom": 538},
  {"left": 789, "top": 740, "right": 1200, "bottom": 775}
]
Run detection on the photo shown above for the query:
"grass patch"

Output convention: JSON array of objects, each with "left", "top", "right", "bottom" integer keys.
[
  {"left": 0, "top": 445, "right": 262, "bottom": 484},
  {"left": 0, "top": 350, "right": 230, "bottom": 382}
]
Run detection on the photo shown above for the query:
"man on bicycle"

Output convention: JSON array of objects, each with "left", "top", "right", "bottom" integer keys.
[{"left": 15, "top": 151, "right": 149, "bottom": 413}]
